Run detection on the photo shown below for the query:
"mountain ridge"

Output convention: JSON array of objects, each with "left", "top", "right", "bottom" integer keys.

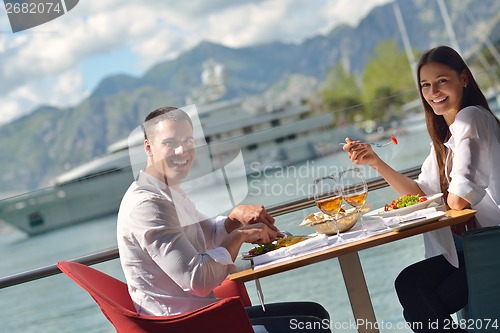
[{"left": 1, "top": 0, "right": 499, "bottom": 193}]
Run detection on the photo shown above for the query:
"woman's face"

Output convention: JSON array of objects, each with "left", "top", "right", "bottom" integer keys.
[{"left": 419, "top": 62, "right": 467, "bottom": 123}]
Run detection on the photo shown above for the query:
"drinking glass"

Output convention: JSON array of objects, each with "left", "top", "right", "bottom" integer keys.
[
  {"left": 312, "top": 174, "right": 345, "bottom": 243},
  {"left": 340, "top": 167, "right": 368, "bottom": 238}
]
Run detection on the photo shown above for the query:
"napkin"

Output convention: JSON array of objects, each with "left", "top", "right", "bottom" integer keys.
[
  {"left": 252, "top": 234, "right": 329, "bottom": 267},
  {"left": 379, "top": 207, "right": 440, "bottom": 226},
  {"left": 372, "top": 207, "right": 458, "bottom": 267}
]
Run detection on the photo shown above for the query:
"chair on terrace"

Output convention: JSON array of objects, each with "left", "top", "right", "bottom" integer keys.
[
  {"left": 57, "top": 261, "right": 254, "bottom": 333},
  {"left": 456, "top": 226, "right": 500, "bottom": 331}
]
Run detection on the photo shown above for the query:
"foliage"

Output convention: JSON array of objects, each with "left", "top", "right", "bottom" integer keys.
[
  {"left": 317, "top": 63, "right": 363, "bottom": 126},
  {"left": 361, "top": 40, "right": 417, "bottom": 121},
  {"left": 315, "top": 40, "right": 418, "bottom": 126}
]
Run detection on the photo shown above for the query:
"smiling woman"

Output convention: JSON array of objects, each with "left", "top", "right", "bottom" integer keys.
[{"left": 342, "top": 45, "right": 500, "bottom": 333}]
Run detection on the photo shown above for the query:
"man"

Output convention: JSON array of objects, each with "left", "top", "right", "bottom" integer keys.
[{"left": 117, "top": 106, "right": 330, "bottom": 331}]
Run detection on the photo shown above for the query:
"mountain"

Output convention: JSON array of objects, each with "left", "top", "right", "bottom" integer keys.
[{"left": 1, "top": 0, "right": 499, "bottom": 193}]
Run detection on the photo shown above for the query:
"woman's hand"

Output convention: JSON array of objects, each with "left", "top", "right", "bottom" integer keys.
[
  {"left": 447, "top": 193, "right": 471, "bottom": 210},
  {"left": 341, "top": 137, "right": 424, "bottom": 196},
  {"left": 341, "top": 137, "right": 382, "bottom": 167}
]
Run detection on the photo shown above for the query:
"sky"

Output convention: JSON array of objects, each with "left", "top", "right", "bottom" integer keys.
[{"left": 0, "top": 0, "right": 393, "bottom": 125}]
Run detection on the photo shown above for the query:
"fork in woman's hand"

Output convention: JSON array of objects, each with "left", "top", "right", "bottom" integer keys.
[{"left": 339, "top": 135, "right": 398, "bottom": 148}]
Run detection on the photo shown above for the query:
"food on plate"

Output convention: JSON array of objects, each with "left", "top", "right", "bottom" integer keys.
[
  {"left": 246, "top": 235, "right": 309, "bottom": 257},
  {"left": 276, "top": 235, "right": 308, "bottom": 247},
  {"left": 248, "top": 243, "right": 277, "bottom": 256},
  {"left": 384, "top": 194, "right": 427, "bottom": 211},
  {"left": 300, "top": 205, "right": 372, "bottom": 227},
  {"left": 301, "top": 207, "right": 348, "bottom": 227},
  {"left": 391, "top": 135, "right": 398, "bottom": 145}
]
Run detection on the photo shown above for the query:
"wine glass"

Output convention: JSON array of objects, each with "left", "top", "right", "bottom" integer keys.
[
  {"left": 340, "top": 167, "right": 368, "bottom": 238},
  {"left": 312, "top": 174, "right": 345, "bottom": 243}
]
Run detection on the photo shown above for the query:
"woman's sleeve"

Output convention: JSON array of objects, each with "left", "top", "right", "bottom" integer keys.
[
  {"left": 415, "top": 145, "right": 441, "bottom": 195},
  {"left": 130, "top": 197, "right": 234, "bottom": 297},
  {"left": 448, "top": 108, "right": 489, "bottom": 205}
]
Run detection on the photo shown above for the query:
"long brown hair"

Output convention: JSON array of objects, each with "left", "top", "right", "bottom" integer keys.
[{"left": 416, "top": 45, "right": 499, "bottom": 199}]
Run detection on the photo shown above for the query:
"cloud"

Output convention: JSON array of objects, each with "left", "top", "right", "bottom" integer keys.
[
  {"left": 0, "top": 0, "right": 392, "bottom": 124},
  {"left": 0, "top": 68, "right": 88, "bottom": 125}
]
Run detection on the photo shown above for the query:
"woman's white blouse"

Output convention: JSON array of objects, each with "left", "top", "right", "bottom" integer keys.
[
  {"left": 117, "top": 171, "right": 234, "bottom": 316},
  {"left": 416, "top": 106, "right": 500, "bottom": 266}
]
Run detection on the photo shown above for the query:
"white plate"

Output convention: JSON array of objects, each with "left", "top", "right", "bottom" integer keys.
[
  {"left": 364, "top": 193, "right": 443, "bottom": 218},
  {"left": 387, "top": 211, "right": 446, "bottom": 232}
]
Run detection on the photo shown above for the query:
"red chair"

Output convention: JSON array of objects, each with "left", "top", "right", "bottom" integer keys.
[
  {"left": 214, "top": 277, "right": 252, "bottom": 307},
  {"left": 57, "top": 261, "right": 254, "bottom": 333}
]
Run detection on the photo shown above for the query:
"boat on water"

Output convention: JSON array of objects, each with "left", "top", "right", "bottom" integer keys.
[
  {"left": 0, "top": 149, "right": 136, "bottom": 236},
  {"left": 0, "top": 97, "right": 350, "bottom": 236}
]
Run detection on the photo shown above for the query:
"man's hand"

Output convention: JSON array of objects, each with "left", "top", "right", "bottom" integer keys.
[
  {"left": 238, "top": 223, "right": 280, "bottom": 244},
  {"left": 221, "top": 222, "right": 280, "bottom": 261},
  {"left": 226, "top": 204, "right": 278, "bottom": 233}
]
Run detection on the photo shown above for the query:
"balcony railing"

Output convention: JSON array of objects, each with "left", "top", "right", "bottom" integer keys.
[{"left": 0, "top": 166, "right": 421, "bottom": 289}]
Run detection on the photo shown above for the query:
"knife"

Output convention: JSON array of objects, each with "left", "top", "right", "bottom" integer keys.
[
  {"left": 398, "top": 215, "right": 427, "bottom": 224},
  {"left": 251, "top": 260, "right": 266, "bottom": 312},
  {"left": 255, "top": 278, "right": 266, "bottom": 312}
]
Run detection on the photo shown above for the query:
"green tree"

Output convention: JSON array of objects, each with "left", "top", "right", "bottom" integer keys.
[
  {"left": 317, "top": 63, "right": 363, "bottom": 125},
  {"left": 361, "top": 40, "right": 417, "bottom": 121}
]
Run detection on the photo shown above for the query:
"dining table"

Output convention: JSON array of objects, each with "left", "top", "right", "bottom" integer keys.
[{"left": 230, "top": 207, "right": 477, "bottom": 333}]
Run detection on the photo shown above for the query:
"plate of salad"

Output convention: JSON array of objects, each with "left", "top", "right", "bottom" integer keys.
[
  {"left": 241, "top": 235, "right": 310, "bottom": 259},
  {"left": 364, "top": 193, "right": 443, "bottom": 218}
]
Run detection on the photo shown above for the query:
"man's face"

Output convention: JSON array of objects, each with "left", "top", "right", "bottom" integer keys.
[{"left": 145, "top": 119, "right": 195, "bottom": 186}]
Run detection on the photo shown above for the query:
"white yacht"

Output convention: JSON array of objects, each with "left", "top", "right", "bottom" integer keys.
[{"left": 0, "top": 98, "right": 341, "bottom": 236}]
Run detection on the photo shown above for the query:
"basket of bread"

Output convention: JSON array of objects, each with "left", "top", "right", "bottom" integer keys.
[{"left": 300, "top": 205, "right": 371, "bottom": 235}]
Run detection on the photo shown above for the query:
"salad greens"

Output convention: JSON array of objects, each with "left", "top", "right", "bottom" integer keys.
[{"left": 384, "top": 194, "right": 427, "bottom": 211}]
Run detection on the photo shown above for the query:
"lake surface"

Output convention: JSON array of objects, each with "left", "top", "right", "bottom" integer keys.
[{"left": 0, "top": 128, "right": 434, "bottom": 332}]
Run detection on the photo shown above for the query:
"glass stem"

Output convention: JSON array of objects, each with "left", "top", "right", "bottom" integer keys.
[
  {"left": 358, "top": 207, "right": 366, "bottom": 236},
  {"left": 334, "top": 213, "right": 342, "bottom": 243}
]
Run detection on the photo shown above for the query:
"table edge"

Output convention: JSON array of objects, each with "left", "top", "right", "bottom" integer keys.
[{"left": 229, "top": 209, "right": 476, "bottom": 282}]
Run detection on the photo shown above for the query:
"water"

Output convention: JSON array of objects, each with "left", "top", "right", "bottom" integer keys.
[{"left": 0, "top": 129, "right": 433, "bottom": 332}]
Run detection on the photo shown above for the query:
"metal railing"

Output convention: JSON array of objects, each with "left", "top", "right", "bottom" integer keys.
[{"left": 0, "top": 166, "right": 421, "bottom": 289}]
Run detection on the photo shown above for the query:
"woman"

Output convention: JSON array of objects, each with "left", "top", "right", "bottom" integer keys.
[{"left": 341, "top": 45, "right": 500, "bottom": 332}]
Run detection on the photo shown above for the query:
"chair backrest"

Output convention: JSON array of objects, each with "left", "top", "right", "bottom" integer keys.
[
  {"left": 57, "top": 261, "right": 254, "bottom": 333},
  {"left": 58, "top": 261, "right": 137, "bottom": 312},
  {"left": 214, "top": 278, "right": 252, "bottom": 307},
  {"left": 462, "top": 226, "right": 500, "bottom": 326}
]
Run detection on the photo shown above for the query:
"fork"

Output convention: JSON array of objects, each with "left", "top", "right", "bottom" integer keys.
[
  {"left": 368, "top": 141, "right": 394, "bottom": 148},
  {"left": 338, "top": 141, "right": 392, "bottom": 148},
  {"left": 338, "top": 136, "right": 397, "bottom": 148}
]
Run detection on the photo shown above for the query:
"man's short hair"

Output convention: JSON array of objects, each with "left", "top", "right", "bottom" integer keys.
[{"left": 143, "top": 107, "right": 193, "bottom": 140}]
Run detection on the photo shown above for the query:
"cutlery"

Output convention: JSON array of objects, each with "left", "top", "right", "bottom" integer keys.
[
  {"left": 368, "top": 141, "right": 393, "bottom": 148},
  {"left": 255, "top": 278, "right": 266, "bottom": 312},
  {"left": 250, "top": 260, "right": 266, "bottom": 312},
  {"left": 338, "top": 136, "right": 398, "bottom": 148},
  {"left": 397, "top": 215, "right": 427, "bottom": 224}
]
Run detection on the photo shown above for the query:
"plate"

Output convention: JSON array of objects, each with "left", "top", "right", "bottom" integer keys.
[
  {"left": 364, "top": 193, "right": 443, "bottom": 218},
  {"left": 241, "top": 235, "right": 310, "bottom": 259},
  {"left": 387, "top": 211, "right": 446, "bottom": 232}
]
